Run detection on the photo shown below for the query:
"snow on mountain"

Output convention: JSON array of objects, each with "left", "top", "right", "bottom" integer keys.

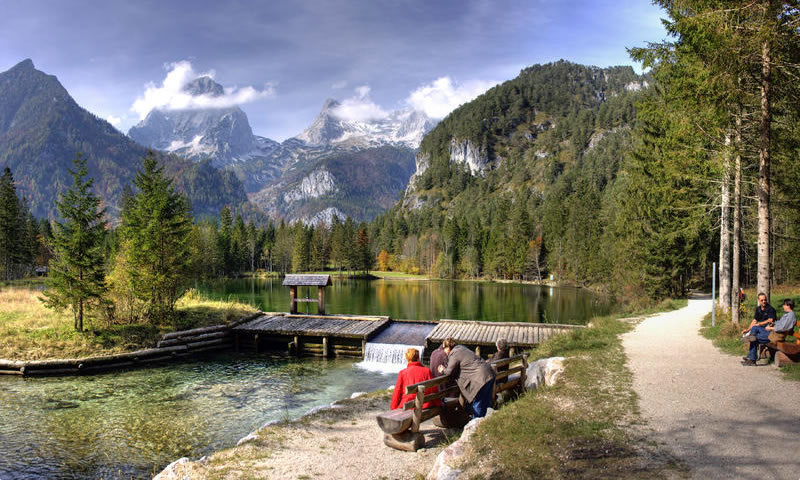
[
  {"left": 295, "top": 98, "right": 436, "bottom": 149},
  {"left": 128, "top": 77, "right": 280, "bottom": 167}
]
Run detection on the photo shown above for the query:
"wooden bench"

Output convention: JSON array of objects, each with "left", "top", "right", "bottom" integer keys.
[
  {"left": 765, "top": 326, "right": 800, "bottom": 367},
  {"left": 375, "top": 353, "right": 529, "bottom": 451}
]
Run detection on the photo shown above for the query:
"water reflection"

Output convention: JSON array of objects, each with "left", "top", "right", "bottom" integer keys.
[{"left": 196, "top": 278, "right": 611, "bottom": 325}]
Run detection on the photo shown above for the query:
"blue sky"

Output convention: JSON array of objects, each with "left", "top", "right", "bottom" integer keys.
[{"left": 0, "top": 0, "right": 667, "bottom": 141}]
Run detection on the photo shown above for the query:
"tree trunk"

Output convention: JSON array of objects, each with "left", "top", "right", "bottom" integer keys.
[
  {"left": 757, "top": 37, "right": 771, "bottom": 302},
  {"left": 731, "top": 112, "right": 742, "bottom": 324},
  {"left": 718, "top": 135, "right": 732, "bottom": 314}
]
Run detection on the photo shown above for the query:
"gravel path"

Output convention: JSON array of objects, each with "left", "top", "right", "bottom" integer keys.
[{"left": 623, "top": 296, "right": 800, "bottom": 480}]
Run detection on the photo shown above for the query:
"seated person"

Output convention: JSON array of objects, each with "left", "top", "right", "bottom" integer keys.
[
  {"left": 491, "top": 338, "right": 509, "bottom": 383},
  {"left": 741, "top": 293, "right": 777, "bottom": 366},
  {"left": 390, "top": 348, "right": 441, "bottom": 410},
  {"left": 769, "top": 298, "right": 797, "bottom": 343}
]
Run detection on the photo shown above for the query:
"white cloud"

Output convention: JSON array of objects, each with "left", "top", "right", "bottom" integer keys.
[
  {"left": 406, "top": 77, "right": 497, "bottom": 119},
  {"left": 330, "top": 85, "right": 388, "bottom": 122},
  {"left": 106, "top": 114, "right": 122, "bottom": 126},
  {"left": 131, "top": 60, "right": 274, "bottom": 120}
]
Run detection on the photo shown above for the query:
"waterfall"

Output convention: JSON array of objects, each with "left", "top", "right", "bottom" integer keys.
[{"left": 355, "top": 343, "right": 426, "bottom": 374}]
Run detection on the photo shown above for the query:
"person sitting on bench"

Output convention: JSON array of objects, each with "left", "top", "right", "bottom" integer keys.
[
  {"left": 769, "top": 299, "right": 797, "bottom": 344},
  {"left": 390, "top": 348, "right": 441, "bottom": 410},
  {"left": 437, "top": 338, "right": 496, "bottom": 418},
  {"left": 741, "top": 293, "right": 777, "bottom": 366}
]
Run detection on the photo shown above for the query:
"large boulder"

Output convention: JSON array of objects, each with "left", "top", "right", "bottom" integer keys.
[
  {"left": 426, "top": 409, "right": 495, "bottom": 480},
  {"left": 525, "top": 356, "right": 566, "bottom": 390}
]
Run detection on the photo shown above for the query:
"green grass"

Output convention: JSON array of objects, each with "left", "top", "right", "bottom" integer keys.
[
  {"left": 0, "top": 286, "right": 257, "bottom": 360},
  {"left": 700, "top": 287, "right": 800, "bottom": 382},
  {"left": 459, "top": 298, "right": 688, "bottom": 479}
]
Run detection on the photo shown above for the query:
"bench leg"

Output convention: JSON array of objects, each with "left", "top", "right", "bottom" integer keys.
[{"left": 383, "top": 431, "right": 424, "bottom": 451}]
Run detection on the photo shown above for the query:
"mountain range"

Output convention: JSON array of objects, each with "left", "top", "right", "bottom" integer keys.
[
  {"left": 128, "top": 76, "right": 436, "bottom": 222},
  {"left": 0, "top": 59, "right": 248, "bottom": 219}
]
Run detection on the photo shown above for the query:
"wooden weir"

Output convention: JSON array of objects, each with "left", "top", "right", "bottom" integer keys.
[{"left": 232, "top": 313, "right": 390, "bottom": 358}]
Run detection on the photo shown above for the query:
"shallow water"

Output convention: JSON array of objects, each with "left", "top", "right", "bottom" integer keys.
[{"left": 0, "top": 353, "right": 395, "bottom": 480}]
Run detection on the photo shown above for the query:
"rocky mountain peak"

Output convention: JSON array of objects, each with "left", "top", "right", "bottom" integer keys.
[
  {"left": 11, "top": 58, "right": 35, "bottom": 71},
  {"left": 183, "top": 76, "right": 224, "bottom": 97}
]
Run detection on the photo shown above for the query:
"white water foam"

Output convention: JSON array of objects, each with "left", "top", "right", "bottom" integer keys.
[{"left": 355, "top": 343, "right": 426, "bottom": 374}]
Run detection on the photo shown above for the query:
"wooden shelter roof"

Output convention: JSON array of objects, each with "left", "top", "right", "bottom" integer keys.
[
  {"left": 426, "top": 320, "right": 583, "bottom": 348},
  {"left": 282, "top": 274, "right": 331, "bottom": 287},
  {"left": 232, "top": 314, "right": 389, "bottom": 339}
]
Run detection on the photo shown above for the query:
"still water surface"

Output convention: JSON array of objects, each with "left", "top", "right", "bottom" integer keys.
[
  {"left": 1, "top": 279, "right": 611, "bottom": 479},
  {"left": 195, "top": 277, "right": 612, "bottom": 324}
]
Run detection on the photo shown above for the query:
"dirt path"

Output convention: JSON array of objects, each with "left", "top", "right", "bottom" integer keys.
[{"left": 623, "top": 296, "right": 800, "bottom": 480}]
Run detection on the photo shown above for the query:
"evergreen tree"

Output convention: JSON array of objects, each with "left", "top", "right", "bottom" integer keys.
[
  {"left": 41, "top": 154, "right": 108, "bottom": 331},
  {"left": 0, "top": 166, "right": 21, "bottom": 280},
  {"left": 121, "top": 151, "right": 192, "bottom": 322}
]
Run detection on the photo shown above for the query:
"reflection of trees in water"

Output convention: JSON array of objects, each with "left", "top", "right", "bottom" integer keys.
[{"left": 196, "top": 278, "right": 610, "bottom": 323}]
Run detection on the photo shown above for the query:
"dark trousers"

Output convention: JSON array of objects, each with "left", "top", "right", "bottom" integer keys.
[
  {"left": 471, "top": 379, "right": 495, "bottom": 418},
  {"left": 748, "top": 325, "right": 771, "bottom": 361}
]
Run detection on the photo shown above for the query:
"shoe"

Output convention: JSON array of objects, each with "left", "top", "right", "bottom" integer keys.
[
  {"left": 741, "top": 335, "right": 757, "bottom": 343},
  {"left": 742, "top": 356, "right": 750, "bottom": 361},
  {"left": 741, "top": 359, "right": 756, "bottom": 366}
]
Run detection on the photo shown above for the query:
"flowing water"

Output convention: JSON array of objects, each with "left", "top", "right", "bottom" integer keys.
[{"left": 1, "top": 279, "right": 611, "bottom": 479}]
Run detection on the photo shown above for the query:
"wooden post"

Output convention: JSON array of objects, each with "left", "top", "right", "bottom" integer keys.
[
  {"left": 475, "top": 345, "right": 481, "bottom": 357},
  {"left": 510, "top": 347, "right": 516, "bottom": 357},
  {"left": 290, "top": 286, "right": 298, "bottom": 314},
  {"left": 235, "top": 333, "right": 240, "bottom": 353},
  {"left": 318, "top": 286, "right": 325, "bottom": 315},
  {"left": 412, "top": 385, "right": 424, "bottom": 433},
  {"left": 361, "top": 338, "right": 367, "bottom": 359},
  {"left": 254, "top": 334, "right": 260, "bottom": 354},
  {"left": 294, "top": 336, "right": 300, "bottom": 357},
  {"left": 322, "top": 336, "right": 329, "bottom": 358}
]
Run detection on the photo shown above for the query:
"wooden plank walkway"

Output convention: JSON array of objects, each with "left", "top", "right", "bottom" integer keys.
[
  {"left": 427, "top": 319, "right": 583, "bottom": 348},
  {"left": 232, "top": 314, "right": 390, "bottom": 339}
]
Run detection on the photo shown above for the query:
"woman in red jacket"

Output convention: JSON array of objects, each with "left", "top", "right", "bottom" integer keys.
[{"left": 390, "top": 348, "right": 442, "bottom": 410}]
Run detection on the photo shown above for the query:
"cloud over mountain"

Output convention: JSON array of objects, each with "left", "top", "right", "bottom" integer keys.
[
  {"left": 406, "top": 76, "right": 496, "bottom": 119},
  {"left": 329, "top": 85, "right": 388, "bottom": 122},
  {"left": 131, "top": 61, "right": 274, "bottom": 120}
]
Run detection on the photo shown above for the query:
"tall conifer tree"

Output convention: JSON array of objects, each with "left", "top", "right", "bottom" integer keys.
[
  {"left": 41, "top": 154, "right": 107, "bottom": 331},
  {"left": 121, "top": 151, "right": 192, "bottom": 322}
]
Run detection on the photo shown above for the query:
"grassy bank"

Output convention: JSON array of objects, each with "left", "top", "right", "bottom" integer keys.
[
  {"left": 0, "top": 286, "right": 257, "bottom": 361},
  {"left": 700, "top": 287, "right": 800, "bottom": 382},
  {"left": 456, "top": 298, "right": 688, "bottom": 479}
]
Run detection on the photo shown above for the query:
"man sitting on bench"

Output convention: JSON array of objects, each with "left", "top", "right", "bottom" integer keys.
[
  {"left": 741, "top": 293, "right": 777, "bottom": 366},
  {"left": 437, "top": 338, "right": 496, "bottom": 418}
]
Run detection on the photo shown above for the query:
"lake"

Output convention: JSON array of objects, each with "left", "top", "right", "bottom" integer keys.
[{"left": 0, "top": 278, "right": 611, "bottom": 479}]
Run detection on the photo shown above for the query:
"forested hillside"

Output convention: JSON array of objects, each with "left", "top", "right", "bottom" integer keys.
[{"left": 369, "top": 61, "right": 649, "bottom": 291}]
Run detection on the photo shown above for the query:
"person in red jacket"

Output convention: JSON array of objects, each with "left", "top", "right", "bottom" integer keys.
[{"left": 390, "top": 348, "right": 442, "bottom": 410}]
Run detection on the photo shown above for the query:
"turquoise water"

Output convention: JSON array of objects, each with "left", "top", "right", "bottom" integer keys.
[{"left": 0, "top": 353, "right": 396, "bottom": 480}]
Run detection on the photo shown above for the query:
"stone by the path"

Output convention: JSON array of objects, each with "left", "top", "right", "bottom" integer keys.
[
  {"left": 525, "top": 356, "right": 565, "bottom": 390},
  {"left": 426, "top": 409, "right": 495, "bottom": 480}
]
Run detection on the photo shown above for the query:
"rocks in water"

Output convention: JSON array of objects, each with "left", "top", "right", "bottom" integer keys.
[
  {"left": 525, "top": 356, "right": 566, "bottom": 390},
  {"left": 426, "top": 408, "right": 496, "bottom": 480}
]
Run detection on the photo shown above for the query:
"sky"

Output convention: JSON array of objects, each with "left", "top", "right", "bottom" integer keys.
[{"left": 0, "top": 0, "right": 668, "bottom": 141}]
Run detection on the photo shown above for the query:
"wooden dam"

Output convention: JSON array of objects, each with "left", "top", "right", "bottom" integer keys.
[{"left": 231, "top": 275, "right": 585, "bottom": 361}]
